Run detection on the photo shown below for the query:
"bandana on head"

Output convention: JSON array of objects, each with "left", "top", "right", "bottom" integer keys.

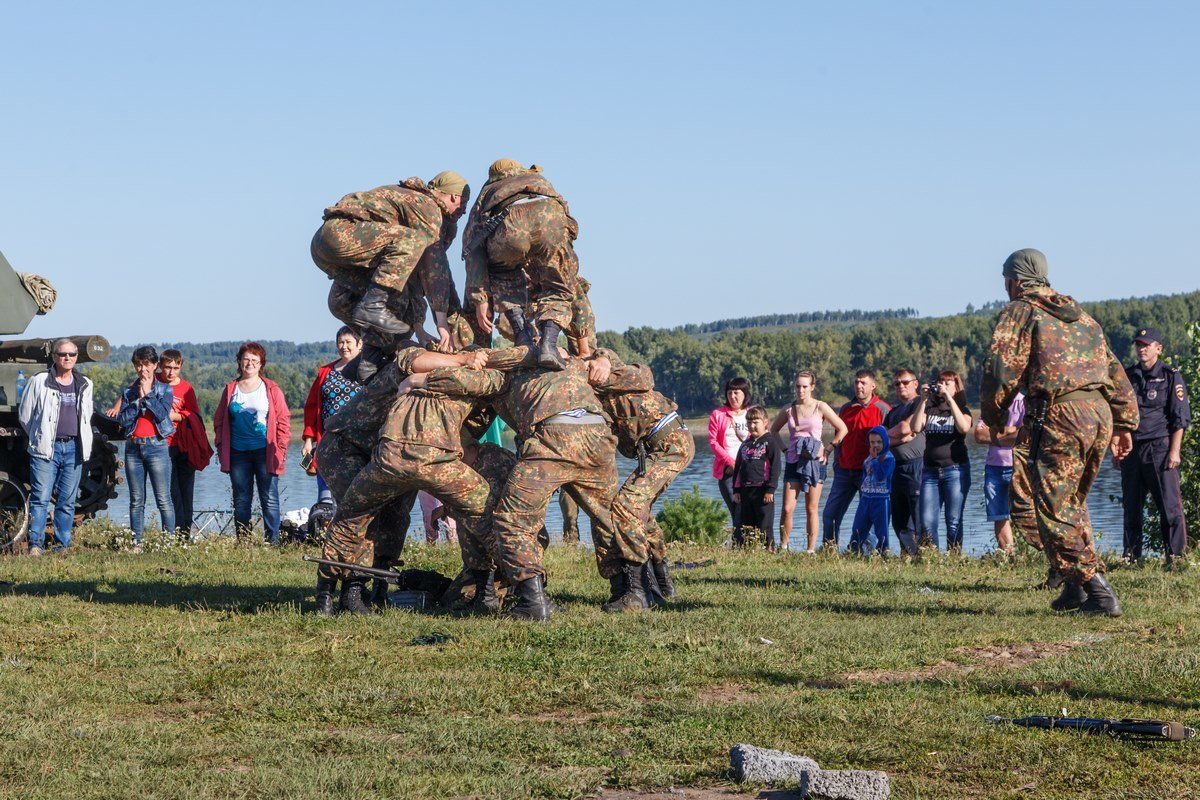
[{"left": 1001, "top": 248, "right": 1050, "bottom": 287}]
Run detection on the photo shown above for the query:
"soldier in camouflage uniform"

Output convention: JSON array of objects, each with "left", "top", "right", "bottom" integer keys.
[
  {"left": 589, "top": 349, "right": 695, "bottom": 599},
  {"left": 981, "top": 248, "right": 1138, "bottom": 617},
  {"left": 462, "top": 160, "right": 581, "bottom": 371},
  {"left": 311, "top": 172, "right": 469, "bottom": 362},
  {"left": 423, "top": 349, "right": 651, "bottom": 620},
  {"left": 313, "top": 345, "right": 488, "bottom": 614}
]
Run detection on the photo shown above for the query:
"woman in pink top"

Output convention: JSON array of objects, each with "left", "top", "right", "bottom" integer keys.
[
  {"left": 770, "top": 371, "right": 847, "bottom": 553},
  {"left": 708, "top": 376, "right": 751, "bottom": 528}
]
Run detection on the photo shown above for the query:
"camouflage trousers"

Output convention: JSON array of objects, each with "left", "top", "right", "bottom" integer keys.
[
  {"left": 1013, "top": 397, "right": 1112, "bottom": 583},
  {"left": 1008, "top": 441, "right": 1042, "bottom": 551},
  {"left": 610, "top": 428, "right": 695, "bottom": 564},
  {"left": 320, "top": 440, "right": 490, "bottom": 579},
  {"left": 455, "top": 512, "right": 550, "bottom": 573},
  {"left": 315, "top": 431, "right": 415, "bottom": 568},
  {"left": 492, "top": 423, "right": 624, "bottom": 583},
  {"left": 311, "top": 217, "right": 430, "bottom": 293},
  {"left": 485, "top": 199, "right": 578, "bottom": 329}
]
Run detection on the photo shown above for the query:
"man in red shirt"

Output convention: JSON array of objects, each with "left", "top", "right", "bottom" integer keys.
[
  {"left": 821, "top": 369, "right": 891, "bottom": 550},
  {"left": 157, "top": 349, "right": 204, "bottom": 535}
]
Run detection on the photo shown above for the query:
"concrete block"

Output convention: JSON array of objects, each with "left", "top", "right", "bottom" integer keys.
[
  {"left": 808, "top": 768, "right": 891, "bottom": 800},
  {"left": 729, "top": 744, "right": 820, "bottom": 784}
]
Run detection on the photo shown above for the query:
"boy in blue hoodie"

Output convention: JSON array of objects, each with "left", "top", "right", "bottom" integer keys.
[{"left": 850, "top": 425, "right": 894, "bottom": 555}]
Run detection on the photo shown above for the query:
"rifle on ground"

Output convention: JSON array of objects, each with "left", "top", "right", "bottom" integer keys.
[
  {"left": 302, "top": 554, "right": 406, "bottom": 583},
  {"left": 986, "top": 714, "right": 1195, "bottom": 741}
]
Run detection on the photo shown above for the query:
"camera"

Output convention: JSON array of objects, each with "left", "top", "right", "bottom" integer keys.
[{"left": 924, "top": 382, "right": 940, "bottom": 396}]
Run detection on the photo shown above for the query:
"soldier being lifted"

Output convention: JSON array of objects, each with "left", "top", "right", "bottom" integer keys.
[
  {"left": 310, "top": 171, "right": 469, "bottom": 355},
  {"left": 462, "top": 159, "right": 581, "bottom": 371},
  {"left": 981, "top": 248, "right": 1139, "bottom": 617}
]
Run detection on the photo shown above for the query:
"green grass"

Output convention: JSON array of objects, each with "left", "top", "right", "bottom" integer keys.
[{"left": 2, "top": 528, "right": 1198, "bottom": 799}]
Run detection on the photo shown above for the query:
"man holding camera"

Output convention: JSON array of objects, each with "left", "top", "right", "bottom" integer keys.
[{"left": 1120, "top": 326, "right": 1190, "bottom": 564}]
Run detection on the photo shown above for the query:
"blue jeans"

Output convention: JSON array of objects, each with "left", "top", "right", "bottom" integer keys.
[
  {"left": 850, "top": 495, "right": 890, "bottom": 555},
  {"left": 125, "top": 437, "right": 175, "bottom": 543},
  {"left": 230, "top": 448, "right": 281, "bottom": 544},
  {"left": 28, "top": 439, "right": 83, "bottom": 550},
  {"left": 821, "top": 465, "right": 863, "bottom": 548},
  {"left": 920, "top": 463, "right": 971, "bottom": 550}
]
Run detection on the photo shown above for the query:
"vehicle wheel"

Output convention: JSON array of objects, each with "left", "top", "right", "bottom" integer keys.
[
  {"left": 76, "top": 434, "right": 121, "bottom": 520},
  {"left": 0, "top": 476, "right": 30, "bottom": 551}
]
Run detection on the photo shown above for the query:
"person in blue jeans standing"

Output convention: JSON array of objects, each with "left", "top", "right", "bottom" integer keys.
[
  {"left": 114, "top": 345, "right": 175, "bottom": 551},
  {"left": 850, "top": 426, "right": 894, "bottom": 555},
  {"left": 17, "top": 338, "right": 95, "bottom": 555},
  {"left": 910, "top": 369, "right": 973, "bottom": 551}
]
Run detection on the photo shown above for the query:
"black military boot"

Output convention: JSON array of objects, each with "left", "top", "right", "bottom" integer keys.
[
  {"left": 1050, "top": 581, "right": 1088, "bottom": 612},
  {"left": 536, "top": 321, "right": 568, "bottom": 371},
  {"left": 506, "top": 574, "right": 551, "bottom": 621},
  {"left": 1079, "top": 573, "right": 1123, "bottom": 617},
  {"left": 641, "top": 561, "right": 667, "bottom": 608},
  {"left": 339, "top": 577, "right": 373, "bottom": 616},
  {"left": 315, "top": 574, "right": 338, "bottom": 616},
  {"left": 1041, "top": 566, "right": 1066, "bottom": 590},
  {"left": 505, "top": 307, "right": 534, "bottom": 347},
  {"left": 471, "top": 569, "right": 501, "bottom": 615},
  {"left": 352, "top": 285, "right": 413, "bottom": 337},
  {"left": 651, "top": 558, "right": 676, "bottom": 598},
  {"left": 602, "top": 561, "right": 648, "bottom": 613}
]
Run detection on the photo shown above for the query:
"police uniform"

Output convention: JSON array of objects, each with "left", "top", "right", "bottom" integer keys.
[{"left": 1122, "top": 327, "right": 1191, "bottom": 559}]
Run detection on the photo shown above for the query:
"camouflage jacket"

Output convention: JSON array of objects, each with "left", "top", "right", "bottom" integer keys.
[
  {"left": 321, "top": 346, "right": 427, "bottom": 451},
  {"left": 469, "top": 442, "right": 519, "bottom": 497},
  {"left": 424, "top": 350, "right": 607, "bottom": 439},
  {"left": 591, "top": 349, "right": 678, "bottom": 459},
  {"left": 462, "top": 171, "right": 578, "bottom": 305},
  {"left": 981, "top": 285, "right": 1139, "bottom": 431}
]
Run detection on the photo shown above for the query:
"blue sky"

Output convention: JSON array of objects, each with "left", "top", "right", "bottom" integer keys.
[{"left": 3, "top": 2, "right": 1197, "bottom": 346}]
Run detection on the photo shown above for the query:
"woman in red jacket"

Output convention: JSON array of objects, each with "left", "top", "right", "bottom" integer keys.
[
  {"left": 214, "top": 342, "right": 291, "bottom": 544},
  {"left": 300, "top": 326, "right": 362, "bottom": 503}
]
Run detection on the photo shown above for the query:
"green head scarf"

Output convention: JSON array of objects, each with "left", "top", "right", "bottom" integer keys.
[{"left": 1001, "top": 248, "right": 1050, "bottom": 287}]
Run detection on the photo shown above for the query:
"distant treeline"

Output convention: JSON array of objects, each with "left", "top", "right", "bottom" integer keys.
[
  {"left": 81, "top": 290, "right": 1200, "bottom": 422},
  {"left": 598, "top": 290, "right": 1200, "bottom": 417},
  {"left": 675, "top": 307, "right": 919, "bottom": 335}
]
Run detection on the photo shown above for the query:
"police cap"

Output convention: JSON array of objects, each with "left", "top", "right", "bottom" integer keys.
[{"left": 1134, "top": 327, "right": 1163, "bottom": 346}]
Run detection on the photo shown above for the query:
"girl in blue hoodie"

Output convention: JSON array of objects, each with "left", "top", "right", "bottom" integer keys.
[{"left": 850, "top": 425, "right": 894, "bottom": 554}]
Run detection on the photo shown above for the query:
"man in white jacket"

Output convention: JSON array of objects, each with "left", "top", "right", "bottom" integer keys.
[{"left": 17, "top": 338, "right": 94, "bottom": 554}]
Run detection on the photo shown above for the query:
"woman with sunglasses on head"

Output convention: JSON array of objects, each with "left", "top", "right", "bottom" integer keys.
[
  {"left": 770, "top": 371, "right": 847, "bottom": 553},
  {"left": 910, "top": 369, "right": 974, "bottom": 551},
  {"left": 213, "top": 342, "right": 291, "bottom": 544}
]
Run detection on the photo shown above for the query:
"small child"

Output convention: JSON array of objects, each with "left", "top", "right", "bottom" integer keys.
[
  {"left": 850, "top": 425, "right": 894, "bottom": 555},
  {"left": 732, "top": 405, "right": 782, "bottom": 549}
]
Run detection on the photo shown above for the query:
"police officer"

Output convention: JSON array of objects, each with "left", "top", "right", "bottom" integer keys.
[{"left": 1120, "top": 326, "right": 1190, "bottom": 562}]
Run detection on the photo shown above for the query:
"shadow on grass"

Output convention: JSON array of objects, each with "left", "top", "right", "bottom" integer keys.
[
  {"left": 1005, "top": 682, "right": 1200, "bottom": 712},
  {"left": 793, "top": 599, "right": 1042, "bottom": 617},
  {"left": 5, "top": 578, "right": 308, "bottom": 613},
  {"left": 547, "top": 590, "right": 720, "bottom": 612}
]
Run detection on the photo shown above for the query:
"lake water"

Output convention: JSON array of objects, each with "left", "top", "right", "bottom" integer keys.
[{"left": 100, "top": 432, "right": 1129, "bottom": 557}]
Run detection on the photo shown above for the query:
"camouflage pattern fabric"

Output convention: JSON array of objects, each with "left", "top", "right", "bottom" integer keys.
[
  {"left": 611, "top": 427, "right": 695, "bottom": 563},
  {"left": 982, "top": 284, "right": 1139, "bottom": 582},
  {"left": 1008, "top": 439, "right": 1042, "bottom": 551},
  {"left": 310, "top": 178, "right": 450, "bottom": 315},
  {"left": 321, "top": 441, "right": 490, "bottom": 579},
  {"left": 449, "top": 442, "right": 549, "bottom": 572},
  {"left": 492, "top": 422, "right": 622, "bottom": 583}
]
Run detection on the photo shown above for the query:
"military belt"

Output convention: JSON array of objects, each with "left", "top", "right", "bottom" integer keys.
[
  {"left": 542, "top": 410, "right": 607, "bottom": 426},
  {"left": 1053, "top": 388, "right": 1103, "bottom": 404},
  {"left": 636, "top": 413, "right": 686, "bottom": 476}
]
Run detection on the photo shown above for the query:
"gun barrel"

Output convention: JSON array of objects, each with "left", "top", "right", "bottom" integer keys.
[{"left": 302, "top": 554, "right": 406, "bottom": 583}]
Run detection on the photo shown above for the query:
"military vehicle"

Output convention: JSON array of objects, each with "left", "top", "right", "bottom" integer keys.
[{"left": 0, "top": 249, "right": 121, "bottom": 550}]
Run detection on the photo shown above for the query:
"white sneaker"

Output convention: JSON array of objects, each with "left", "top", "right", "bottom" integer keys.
[{"left": 28, "top": 546, "right": 43, "bottom": 558}]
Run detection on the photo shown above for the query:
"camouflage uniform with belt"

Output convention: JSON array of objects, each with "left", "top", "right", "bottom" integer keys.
[
  {"left": 311, "top": 178, "right": 451, "bottom": 325},
  {"left": 981, "top": 284, "right": 1138, "bottom": 583},
  {"left": 462, "top": 170, "right": 580, "bottom": 330},
  {"left": 423, "top": 352, "right": 632, "bottom": 583},
  {"left": 591, "top": 350, "right": 695, "bottom": 564}
]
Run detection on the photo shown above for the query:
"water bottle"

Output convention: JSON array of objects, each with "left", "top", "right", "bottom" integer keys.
[{"left": 15, "top": 369, "right": 26, "bottom": 402}]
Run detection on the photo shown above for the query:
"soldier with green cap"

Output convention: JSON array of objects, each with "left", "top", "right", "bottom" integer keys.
[
  {"left": 310, "top": 172, "right": 470, "bottom": 367},
  {"left": 461, "top": 160, "right": 581, "bottom": 371},
  {"left": 981, "top": 248, "right": 1139, "bottom": 617}
]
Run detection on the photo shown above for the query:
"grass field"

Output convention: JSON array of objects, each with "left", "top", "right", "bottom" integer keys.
[{"left": 1, "top": 530, "right": 1197, "bottom": 800}]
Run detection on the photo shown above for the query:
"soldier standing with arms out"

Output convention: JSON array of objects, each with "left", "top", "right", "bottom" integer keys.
[
  {"left": 462, "top": 159, "right": 581, "bottom": 371},
  {"left": 981, "top": 248, "right": 1138, "bottom": 617},
  {"left": 1120, "top": 326, "right": 1190, "bottom": 564}
]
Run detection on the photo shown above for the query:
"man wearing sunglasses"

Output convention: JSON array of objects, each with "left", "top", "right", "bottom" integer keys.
[{"left": 17, "top": 338, "right": 95, "bottom": 555}]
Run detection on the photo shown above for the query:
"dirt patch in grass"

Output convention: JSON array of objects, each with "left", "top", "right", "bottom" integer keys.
[
  {"left": 697, "top": 683, "right": 757, "bottom": 705},
  {"left": 842, "top": 638, "right": 1096, "bottom": 685}
]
